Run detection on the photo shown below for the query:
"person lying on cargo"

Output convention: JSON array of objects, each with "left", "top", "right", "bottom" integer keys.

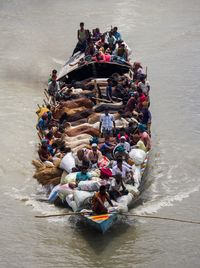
[
  {"left": 109, "top": 173, "right": 128, "bottom": 202},
  {"left": 72, "top": 22, "right": 90, "bottom": 56},
  {"left": 76, "top": 165, "right": 92, "bottom": 185},
  {"left": 99, "top": 108, "right": 116, "bottom": 137},
  {"left": 92, "top": 185, "right": 113, "bottom": 215},
  {"left": 87, "top": 143, "right": 103, "bottom": 167}
]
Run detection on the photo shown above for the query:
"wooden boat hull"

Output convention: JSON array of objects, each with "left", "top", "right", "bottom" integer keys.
[{"left": 82, "top": 213, "right": 118, "bottom": 233}]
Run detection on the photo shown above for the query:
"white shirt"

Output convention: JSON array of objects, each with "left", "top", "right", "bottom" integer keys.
[
  {"left": 100, "top": 114, "right": 114, "bottom": 131},
  {"left": 138, "top": 81, "right": 150, "bottom": 95},
  {"left": 112, "top": 164, "right": 131, "bottom": 178},
  {"left": 109, "top": 178, "right": 122, "bottom": 191}
]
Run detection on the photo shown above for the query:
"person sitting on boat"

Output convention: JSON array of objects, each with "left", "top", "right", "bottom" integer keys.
[
  {"left": 37, "top": 113, "right": 49, "bottom": 134},
  {"left": 92, "top": 185, "right": 113, "bottom": 215},
  {"left": 75, "top": 149, "right": 89, "bottom": 170},
  {"left": 95, "top": 34, "right": 106, "bottom": 50},
  {"left": 114, "top": 42, "right": 128, "bottom": 61},
  {"left": 92, "top": 27, "right": 102, "bottom": 41},
  {"left": 48, "top": 69, "right": 57, "bottom": 83},
  {"left": 109, "top": 173, "right": 128, "bottom": 202},
  {"left": 140, "top": 102, "right": 152, "bottom": 134},
  {"left": 87, "top": 143, "right": 103, "bottom": 167},
  {"left": 138, "top": 74, "right": 150, "bottom": 96},
  {"left": 85, "top": 40, "right": 97, "bottom": 57},
  {"left": 132, "top": 62, "right": 144, "bottom": 82},
  {"left": 116, "top": 128, "right": 129, "bottom": 143},
  {"left": 100, "top": 135, "right": 115, "bottom": 160},
  {"left": 112, "top": 26, "right": 122, "bottom": 41},
  {"left": 76, "top": 164, "right": 91, "bottom": 185},
  {"left": 138, "top": 124, "right": 151, "bottom": 151},
  {"left": 72, "top": 22, "right": 90, "bottom": 56},
  {"left": 99, "top": 108, "right": 116, "bottom": 137},
  {"left": 112, "top": 158, "right": 132, "bottom": 183},
  {"left": 116, "top": 135, "right": 131, "bottom": 153},
  {"left": 106, "top": 31, "right": 117, "bottom": 51},
  {"left": 38, "top": 139, "right": 53, "bottom": 164}
]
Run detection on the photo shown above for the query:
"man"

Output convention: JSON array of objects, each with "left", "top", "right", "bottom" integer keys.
[
  {"left": 72, "top": 22, "right": 89, "bottom": 55},
  {"left": 109, "top": 173, "right": 128, "bottom": 201},
  {"left": 138, "top": 74, "right": 150, "bottom": 96},
  {"left": 87, "top": 143, "right": 103, "bottom": 166},
  {"left": 37, "top": 113, "right": 49, "bottom": 133},
  {"left": 100, "top": 135, "right": 115, "bottom": 160},
  {"left": 112, "top": 27, "right": 122, "bottom": 41},
  {"left": 99, "top": 108, "right": 116, "bottom": 137},
  {"left": 48, "top": 74, "right": 60, "bottom": 97},
  {"left": 112, "top": 158, "right": 132, "bottom": 182},
  {"left": 76, "top": 165, "right": 91, "bottom": 185},
  {"left": 92, "top": 185, "right": 113, "bottom": 214}
]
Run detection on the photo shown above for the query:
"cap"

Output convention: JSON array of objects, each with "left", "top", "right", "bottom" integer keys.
[
  {"left": 120, "top": 136, "right": 126, "bottom": 140},
  {"left": 92, "top": 143, "right": 98, "bottom": 147}
]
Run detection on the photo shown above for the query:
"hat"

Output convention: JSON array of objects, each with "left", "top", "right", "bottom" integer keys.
[
  {"left": 120, "top": 136, "right": 126, "bottom": 140},
  {"left": 92, "top": 143, "right": 98, "bottom": 147}
]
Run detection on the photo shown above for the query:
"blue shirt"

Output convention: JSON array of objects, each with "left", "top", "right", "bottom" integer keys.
[
  {"left": 76, "top": 172, "right": 91, "bottom": 183},
  {"left": 113, "top": 31, "right": 122, "bottom": 41}
]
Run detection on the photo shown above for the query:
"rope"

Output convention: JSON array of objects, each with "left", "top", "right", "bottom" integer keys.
[{"left": 122, "top": 213, "right": 200, "bottom": 225}]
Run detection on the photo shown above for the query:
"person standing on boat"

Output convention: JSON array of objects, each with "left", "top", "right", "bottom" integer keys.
[
  {"left": 92, "top": 185, "right": 113, "bottom": 215},
  {"left": 47, "top": 74, "right": 60, "bottom": 104},
  {"left": 99, "top": 108, "right": 116, "bottom": 137},
  {"left": 72, "top": 22, "right": 89, "bottom": 55},
  {"left": 106, "top": 78, "right": 113, "bottom": 102}
]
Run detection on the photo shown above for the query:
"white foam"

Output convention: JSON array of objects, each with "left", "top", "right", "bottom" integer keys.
[
  {"left": 52, "top": 58, "right": 65, "bottom": 65},
  {"left": 134, "top": 185, "right": 200, "bottom": 215}
]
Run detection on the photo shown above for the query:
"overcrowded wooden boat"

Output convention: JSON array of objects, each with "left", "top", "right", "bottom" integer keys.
[{"left": 33, "top": 24, "right": 152, "bottom": 233}]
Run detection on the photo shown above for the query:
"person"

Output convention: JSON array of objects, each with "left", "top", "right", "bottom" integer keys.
[
  {"left": 106, "top": 31, "right": 116, "bottom": 51},
  {"left": 109, "top": 173, "right": 128, "bottom": 201},
  {"left": 106, "top": 78, "right": 113, "bottom": 102},
  {"left": 138, "top": 74, "right": 150, "bottom": 96},
  {"left": 99, "top": 108, "right": 116, "bottom": 137},
  {"left": 38, "top": 140, "right": 53, "bottom": 163},
  {"left": 48, "top": 69, "right": 57, "bottom": 83},
  {"left": 87, "top": 143, "right": 103, "bottom": 166},
  {"left": 100, "top": 135, "right": 115, "bottom": 159},
  {"left": 37, "top": 113, "right": 49, "bottom": 133},
  {"left": 114, "top": 136, "right": 131, "bottom": 155},
  {"left": 75, "top": 149, "right": 89, "bottom": 170},
  {"left": 76, "top": 165, "right": 91, "bottom": 185},
  {"left": 48, "top": 74, "right": 60, "bottom": 97},
  {"left": 140, "top": 102, "right": 152, "bottom": 133},
  {"left": 85, "top": 40, "right": 96, "bottom": 56},
  {"left": 72, "top": 22, "right": 89, "bottom": 55},
  {"left": 112, "top": 158, "right": 132, "bottom": 181},
  {"left": 92, "top": 185, "right": 113, "bottom": 214},
  {"left": 132, "top": 62, "right": 144, "bottom": 81},
  {"left": 138, "top": 124, "right": 151, "bottom": 151},
  {"left": 114, "top": 43, "right": 128, "bottom": 61},
  {"left": 92, "top": 27, "right": 102, "bottom": 41},
  {"left": 112, "top": 27, "right": 122, "bottom": 41}
]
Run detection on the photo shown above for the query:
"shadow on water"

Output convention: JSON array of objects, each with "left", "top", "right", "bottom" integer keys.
[{"left": 69, "top": 215, "right": 137, "bottom": 255}]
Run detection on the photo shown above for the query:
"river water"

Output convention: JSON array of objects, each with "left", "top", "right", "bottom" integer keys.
[{"left": 0, "top": 0, "right": 200, "bottom": 267}]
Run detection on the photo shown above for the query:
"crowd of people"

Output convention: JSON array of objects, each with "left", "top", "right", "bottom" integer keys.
[{"left": 35, "top": 24, "right": 152, "bottom": 215}]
